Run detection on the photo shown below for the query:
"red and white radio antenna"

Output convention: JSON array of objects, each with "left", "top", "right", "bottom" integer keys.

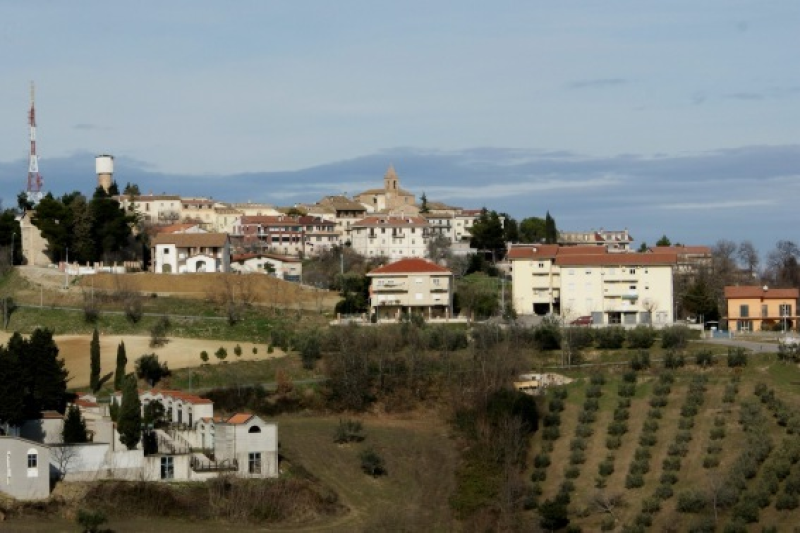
[{"left": 26, "top": 81, "right": 45, "bottom": 205}]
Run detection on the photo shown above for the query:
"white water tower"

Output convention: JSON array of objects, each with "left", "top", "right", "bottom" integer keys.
[{"left": 95, "top": 155, "right": 114, "bottom": 193}]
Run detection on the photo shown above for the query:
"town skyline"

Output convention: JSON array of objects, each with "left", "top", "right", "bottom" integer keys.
[{"left": 0, "top": 2, "right": 797, "bottom": 255}]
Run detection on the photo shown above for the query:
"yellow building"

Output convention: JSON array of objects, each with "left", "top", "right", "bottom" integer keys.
[
  {"left": 367, "top": 258, "right": 453, "bottom": 321},
  {"left": 724, "top": 286, "right": 798, "bottom": 332},
  {"left": 509, "top": 245, "right": 677, "bottom": 325}
]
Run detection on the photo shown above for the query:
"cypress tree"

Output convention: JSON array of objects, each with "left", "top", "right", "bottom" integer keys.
[
  {"left": 117, "top": 375, "right": 141, "bottom": 450},
  {"left": 544, "top": 211, "right": 558, "bottom": 244},
  {"left": 62, "top": 404, "right": 88, "bottom": 443},
  {"left": 22, "top": 328, "right": 69, "bottom": 418},
  {"left": 0, "top": 346, "right": 26, "bottom": 429},
  {"left": 114, "top": 341, "right": 127, "bottom": 391},
  {"left": 90, "top": 328, "right": 101, "bottom": 393}
]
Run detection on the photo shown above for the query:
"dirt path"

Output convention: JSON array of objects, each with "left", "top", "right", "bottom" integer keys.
[{"left": 0, "top": 331, "right": 286, "bottom": 389}]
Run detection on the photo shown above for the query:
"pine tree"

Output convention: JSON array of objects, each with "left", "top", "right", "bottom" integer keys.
[
  {"left": 90, "top": 328, "right": 101, "bottom": 393},
  {"left": 114, "top": 341, "right": 127, "bottom": 391},
  {"left": 420, "top": 192, "right": 430, "bottom": 214},
  {"left": 62, "top": 404, "right": 88, "bottom": 443},
  {"left": 117, "top": 375, "right": 141, "bottom": 450}
]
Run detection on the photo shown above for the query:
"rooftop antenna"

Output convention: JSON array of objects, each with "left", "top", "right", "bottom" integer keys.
[{"left": 26, "top": 82, "right": 45, "bottom": 205}]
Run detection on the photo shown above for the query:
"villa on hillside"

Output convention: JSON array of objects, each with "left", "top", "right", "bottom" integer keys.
[
  {"left": 724, "top": 286, "right": 799, "bottom": 333},
  {"left": 0, "top": 389, "right": 278, "bottom": 500},
  {"left": 367, "top": 258, "right": 454, "bottom": 321},
  {"left": 151, "top": 232, "right": 231, "bottom": 273}
]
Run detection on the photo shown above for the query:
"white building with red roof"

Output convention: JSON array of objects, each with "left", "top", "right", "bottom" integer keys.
[
  {"left": 367, "top": 258, "right": 454, "bottom": 321},
  {"left": 508, "top": 244, "right": 678, "bottom": 325},
  {"left": 349, "top": 215, "right": 432, "bottom": 260}
]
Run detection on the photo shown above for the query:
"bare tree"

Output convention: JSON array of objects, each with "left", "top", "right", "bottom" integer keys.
[
  {"left": 208, "top": 274, "right": 256, "bottom": 325},
  {"left": 591, "top": 490, "right": 626, "bottom": 523},
  {"left": 737, "top": 240, "right": 760, "bottom": 279},
  {"left": 51, "top": 443, "right": 80, "bottom": 481}
]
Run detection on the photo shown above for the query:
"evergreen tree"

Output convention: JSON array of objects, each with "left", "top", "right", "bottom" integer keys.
[
  {"left": 0, "top": 345, "right": 26, "bottom": 428},
  {"left": 62, "top": 404, "right": 88, "bottom": 443},
  {"left": 519, "top": 216, "right": 546, "bottom": 243},
  {"left": 470, "top": 208, "right": 506, "bottom": 261},
  {"left": 656, "top": 234, "right": 672, "bottom": 247},
  {"left": 544, "top": 211, "right": 558, "bottom": 244},
  {"left": 19, "top": 328, "right": 69, "bottom": 418},
  {"left": 90, "top": 328, "right": 101, "bottom": 393},
  {"left": 114, "top": 341, "right": 127, "bottom": 391},
  {"left": 419, "top": 192, "right": 430, "bottom": 213},
  {"left": 117, "top": 375, "right": 142, "bottom": 450},
  {"left": 123, "top": 182, "right": 141, "bottom": 196}
]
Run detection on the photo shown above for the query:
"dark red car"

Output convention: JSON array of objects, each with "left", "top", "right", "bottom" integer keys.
[{"left": 570, "top": 316, "right": 593, "bottom": 326}]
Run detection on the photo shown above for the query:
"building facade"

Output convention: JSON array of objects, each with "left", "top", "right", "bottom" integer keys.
[
  {"left": 509, "top": 245, "right": 677, "bottom": 325},
  {"left": 151, "top": 233, "right": 230, "bottom": 273},
  {"left": 349, "top": 216, "right": 431, "bottom": 260},
  {"left": 367, "top": 258, "right": 453, "bottom": 321},
  {"left": 724, "top": 286, "right": 799, "bottom": 332}
]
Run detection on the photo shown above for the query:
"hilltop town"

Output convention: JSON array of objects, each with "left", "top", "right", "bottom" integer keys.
[{"left": 0, "top": 154, "right": 799, "bottom": 532}]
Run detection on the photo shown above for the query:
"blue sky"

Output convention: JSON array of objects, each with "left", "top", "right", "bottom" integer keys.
[{"left": 0, "top": 2, "right": 798, "bottom": 256}]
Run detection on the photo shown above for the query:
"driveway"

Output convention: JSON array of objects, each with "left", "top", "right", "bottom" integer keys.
[{"left": 699, "top": 337, "right": 779, "bottom": 353}]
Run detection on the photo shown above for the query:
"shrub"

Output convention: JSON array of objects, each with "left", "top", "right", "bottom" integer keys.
[
  {"left": 727, "top": 347, "right": 748, "bottom": 368},
  {"left": 575, "top": 424, "right": 594, "bottom": 438},
  {"left": 678, "top": 418, "right": 694, "bottom": 430},
  {"left": 200, "top": 350, "right": 209, "bottom": 363},
  {"left": 583, "top": 398, "right": 600, "bottom": 412},
  {"left": 622, "top": 370, "right": 638, "bottom": 383},
  {"left": 135, "top": 354, "right": 171, "bottom": 387},
  {"left": 634, "top": 447, "right": 652, "bottom": 461},
  {"left": 628, "top": 325, "right": 656, "bottom": 349},
  {"left": 703, "top": 455, "right": 720, "bottom": 468},
  {"left": 663, "top": 457, "right": 681, "bottom": 472},
  {"left": 649, "top": 396, "right": 667, "bottom": 408},
  {"left": 628, "top": 459, "right": 650, "bottom": 475},
  {"left": 542, "top": 426, "right": 560, "bottom": 441},
  {"left": 707, "top": 443, "right": 722, "bottom": 455},
  {"left": 639, "top": 432, "right": 657, "bottom": 447},
  {"left": 596, "top": 326, "right": 626, "bottom": 350},
  {"left": 564, "top": 465, "right": 580, "bottom": 479},
  {"left": 642, "top": 419, "right": 659, "bottom": 433},
  {"left": 534, "top": 454, "right": 551, "bottom": 469},
  {"left": 662, "top": 325, "right": 691, "bottom": 349},
  {"left": 675, "top": 430, "right": 693, "bottom": 444},
  {"left": 676, "top": 490, "right": 707, "bottom": 513},
  {"left": 531, "top": 468, "right": 547, "bottom": 482},
  {"left": 215, "top": 346, "right": 228, "bottom": 361},
  {"left": 654, "top": 484, "right": 674, "bottom": 499},
  {"left": 569, "top": 450, "right": 586, "bottom": 465},
  {"left": 617, "top": 397, "right": 631, "bottom": 409},
  {"left": 613, "top": 407, "right": 630, "bottom": 422},
  {"left": 648, "top": 408, "right": 662, "bottom": 419},
  {"left": 641, "top": 496, "right": 661, "bottom": 513},
  {"left": 570, "top": 438, "right": 587, "bottom": 451},
  {"left": 710, "top": 427, "right": 725, "bottom": 440},
  {"left": 607, "top": 421, "right": 628, "bottom": 436},
  {"left": 600, "top": 515, "right": 615, "bottom": 531},
  {"left": 585, "top": 384, "right": 603, "bottom": 398},
  {"left": 549, "top": 398, "right": 565, "bottom": 413},
  {"left": 234, "top": 344, "right": 243, "bottom": 357},
  {"left": 543, "top": 413, "right": 561, "bottom": 427},
  {"left": 660, "top": 472, "right": 678, "bottom": 486},
  {"left": 553, "top": 388, "right": 569, "bottom": 400},
  {"left": 775, "top": 491, "right": 799, "bottom": 510},
  {"left": 667, "top": 442, "right": 688, "bottom": 457},
  {"left": 664, "top": 350, "right": 686, "bottom": 369},
  {"left": 76, "top": 509, "right": 108, "bottom": 533},
  {"left": 359, "top": 448, "right": 387, "bottom": 476},
  {"left": 590, "top": 373, "right": 606, "bottom": 386},
  {"left": 333, "top": 418, "right": 364, "bottom": 443},
  {"left": 618, "top": 383, "right": 636, "bottom": 398},
  {"left": 634, "top": 513, "right": 653, "bottom": 527},
  {"left": 695, "top": 350, "right": 715, "bottom": 368},
  {"left": 732, "top": 498, "right": 759, "bottom": 523},
  {"left": 606, "top": 436, "right": 622, "bottom": 450},
  {"left": 149, "top": 315, "right": 171, "bottom": 348},
  {"left": 625, "top": 472, "right": 644, "bottom": 489},
  {"left": 630, "top": 350, "right": 651, "bottom": 371},
  {"left": 252, "top": 346, "right": 257, "bottom": 354},
  {"left": 598, "top": 459, "right": 614, "bottom": 477},
  {"left": 652, "top": 382, "right": 671, "bottom": 396},
  {"left": 578, "top": 410, "right": 597, "bottom": 424}
]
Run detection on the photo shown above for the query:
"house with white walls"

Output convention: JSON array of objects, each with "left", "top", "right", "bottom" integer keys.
[{"left": 151, "top": 233, "right": 230, "bottom": 273}]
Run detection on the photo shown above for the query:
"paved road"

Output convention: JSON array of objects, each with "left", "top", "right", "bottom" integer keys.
[{"left": 699, "top": 337, "right": 780, "bottom": 353}]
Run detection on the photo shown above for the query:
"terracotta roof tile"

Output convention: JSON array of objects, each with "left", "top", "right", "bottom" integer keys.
[
  {"left": 368, "top": 258, "right": 451, "bottom": 275},
  {"left": 724, "top": 286, "right": 800, "bottom": 299},
  {"left": 151, "top": 233, "right": 228, "bottom": 247},
  {"left": 226, "top": 413, "right": 254, "bottom": 425}
]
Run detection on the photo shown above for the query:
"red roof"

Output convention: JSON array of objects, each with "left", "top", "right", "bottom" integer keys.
[
  {"left": 724, "top": 286, "right": 800, "bottom": 299},
  {"left": 226, "top": 413, "right": 254, "bottom": 425},
  {"left": 368, "top": 258, "right": 451, "bottom": 275},
  {"left": 507, "top": 245, "right": 560, "bottom": 260},
  {"left": 651, "top": 245, "right": 711, "bottom": 256}
]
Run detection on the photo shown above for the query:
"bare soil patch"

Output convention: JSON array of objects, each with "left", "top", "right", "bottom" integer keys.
[{"left": 0, "top": 331, "right": 286, "bottom": 389}]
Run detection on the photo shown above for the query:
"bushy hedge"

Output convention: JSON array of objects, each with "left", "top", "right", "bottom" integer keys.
[
  {"left": 595, "top": 327, "right": 627, "bottom": 350},
  {"left": 661, "top": 325, "right": 691, "bottom": 350},
  {"left": 627, "top": 325, "right": 656, "bottom": 349}
]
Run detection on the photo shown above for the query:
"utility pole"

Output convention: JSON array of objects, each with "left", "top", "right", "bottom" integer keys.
[{"left": 64, "top": 247, "right": 69, "bottom": 289}]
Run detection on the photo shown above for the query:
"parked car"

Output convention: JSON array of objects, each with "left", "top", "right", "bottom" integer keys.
[{"left": 570, "top": 316, "right": 593, "bottom": 326}]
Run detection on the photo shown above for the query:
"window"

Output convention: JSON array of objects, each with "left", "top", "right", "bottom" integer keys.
[
  {"left": 248, "top": 426, "right": 261, "bottom": 434},
  {"left": 762, "top": 304, "right": 768, "bottom": 318},
  {"left": 780, "top": 304, "right": 792, "bottom": 317},
  {"left": 740, "top": 305, "right": 750, "bottom": 318},
  {"left": 249, "top": 452, "right": 262, "bottom": 474},
  {"left": 432, "top": 278, "right": 440, "bottom": 286},
  {"left": 538, "top": 262, "right": 544, "bottom": 268},
  {"left": 27, "top": 449, "right": 38, "bottom": 478},
  {"left": 161, "top": 456, "right": 174, "bottom": 480},
  {"left": 629, "top": 269, "right": 636, "bottom": 275}
]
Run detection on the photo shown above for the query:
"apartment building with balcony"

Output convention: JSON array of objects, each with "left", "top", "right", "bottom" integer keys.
[
  {"left": 724, "top": 286, "right": 799, "bottom": 332},
  {"left": 231, "top": 215, "right": 337, "bottom": 257},
  {"left": 349, "top": 215, "right": 431, "bottom": 260},
  {"left": 367, "top": 258, "right": 453, "bottom": 321},
  {"left": 509, "top": 245, "right": 677, "bottom": 325}
]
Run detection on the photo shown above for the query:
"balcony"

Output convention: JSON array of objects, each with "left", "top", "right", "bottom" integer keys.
[
  {"left": 373, "top": 281, "right": 407, "bottom": 291},
  {"left": 191, "top": 456, "right": 239, "bottom": 473}
]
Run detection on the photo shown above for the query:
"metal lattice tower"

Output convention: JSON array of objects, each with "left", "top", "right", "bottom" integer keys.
[{"left": 26, "top": 82, "right": 44, "bottom": 205}]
